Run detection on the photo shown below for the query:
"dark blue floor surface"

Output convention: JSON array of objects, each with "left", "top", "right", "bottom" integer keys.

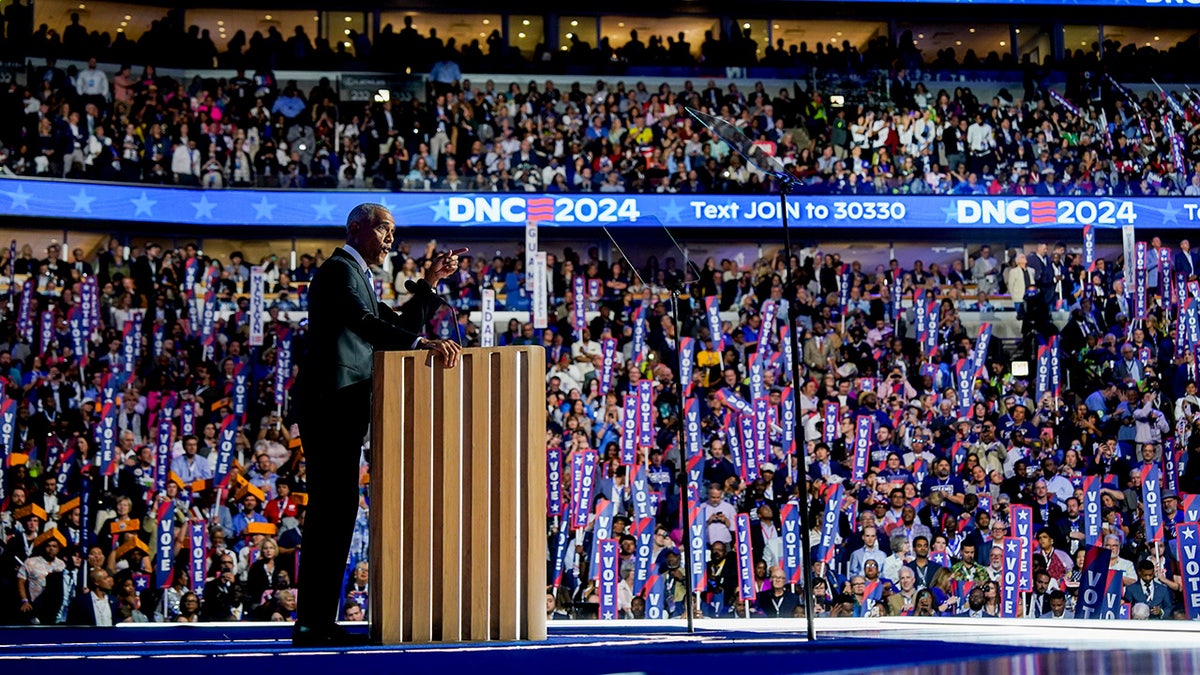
[{"left": 0, "top": 624, "right": 1050, "bottom": 675}]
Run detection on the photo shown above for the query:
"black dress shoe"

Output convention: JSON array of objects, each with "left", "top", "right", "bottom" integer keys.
[{"left": 292, "top": 623, "right": 371, "bottom": 647}]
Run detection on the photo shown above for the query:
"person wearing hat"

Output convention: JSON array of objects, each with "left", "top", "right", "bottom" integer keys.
[
  {"left": 16, "top": 529, "right": 66, "bottom": 622},
  {"left": 232, "top": 489, "right": 268, "bottom": 551}
]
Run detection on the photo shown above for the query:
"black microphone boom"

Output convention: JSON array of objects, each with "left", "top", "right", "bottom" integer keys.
[{"left": 404, "top": 279, "right": 464, "bottom": 345}]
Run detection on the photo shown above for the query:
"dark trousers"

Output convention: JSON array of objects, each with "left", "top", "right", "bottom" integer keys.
[{"left": 295, "top": 379, "right": 371, "bottom": 628}]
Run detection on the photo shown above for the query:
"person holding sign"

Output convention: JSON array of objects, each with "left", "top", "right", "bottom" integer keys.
[{"left": 292, "top": 203, "right": 466, "bottom": 647}]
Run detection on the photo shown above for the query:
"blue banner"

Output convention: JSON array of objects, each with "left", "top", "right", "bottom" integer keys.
[
  {"left": 1001, "top": 536, "right": 1021, "bottom": 618},
  {"left": 1084, "top": 475, "right": 1102, "bottom": 546},
  {"left": 1144, "top": 465, "right": 1165, "bottom": 544},
  {"left": 781, "top": 500, "right": 803, "bottom": 586},
  {"left": 1009, "top": 504, "right": 1034, "bottom": 592},
  {"left": 547, "top": 447, "right": 563, "bottom": 518},
  {"left": 1178, "top": 522, "right": 1200, "bottom": 620},
  {"left": 155, "top": 502, "right": 174, "bottom": 589},
  {"left": 637, "top": 381, "right": 654, "bottom": 449},
  {"left": 213, "top": 416, "right": 236, "bottom": 489},
  {"left": 598, "top": 538, "right": 619, "bottom": 620},
  {"left": 189, "top": 520, "right": 206, "bottom": 596},
  {"left": 852, "top": 416, "right": 873, "bottom": 482},
  {"left": 1077, "top": 545, "right": 1113, "bottom": 619},
  {"left": 817, "top": 484, "right": 844, "bottom": 566},
  {"left": 4, "top": 178, "right": 1200, "bottom": 229},
  {"left": 735, "top": 513, "right": 755, "bottom": 602}
]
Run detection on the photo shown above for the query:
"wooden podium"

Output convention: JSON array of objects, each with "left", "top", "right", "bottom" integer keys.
[{"left": 368, "top": 346, "right": 547, "bottom": 645}]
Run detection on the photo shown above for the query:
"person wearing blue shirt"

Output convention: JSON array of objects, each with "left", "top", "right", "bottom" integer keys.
[
  {"left": 1085, "top": 383, "right": 1119, "bottom": 424},
  {"left": 921, "top": 457, "right": 965, "bottom": 509},
  {"left": 170, "top": 435, "right": 214, "bottom": 483},
  {"left": 231, "top": 492, "right": 268, "bottom": 551}
]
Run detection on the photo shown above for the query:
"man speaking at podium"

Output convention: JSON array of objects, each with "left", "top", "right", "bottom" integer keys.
[{"left": 293, "top": 203, "right": 464, "bottom": 646}]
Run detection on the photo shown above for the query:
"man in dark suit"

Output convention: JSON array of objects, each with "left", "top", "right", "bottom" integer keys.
[
  {"left": 67, "top": 568, "right": 118, "bottom": 625},
  {"left": 292, "top": 203, "right": 464, "bottom": 646},
  {"left": 755, "top": 567, "right": 800, "bottom": 617},
  {"left": 1123, "top": 559, "right": 1173, "bottom": 619},
  {"left": 1175, "top": 239, "right": 1197, "bottom": 279},
  {"left": 130, "top": 242, "right": 161, "bottom": 298}
]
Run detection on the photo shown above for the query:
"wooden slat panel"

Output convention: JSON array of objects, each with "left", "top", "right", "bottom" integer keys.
[
  {"left": 369, "top": 352, "right": 404, "bottom": 645},
  {"left": 468, "top": 351, "right": 494, "bottom": 640},
  {"left": 437, "top": 357, "right": 463, "bottom": 642},
  {"left": 496, "top": 351, "right": 520, "bottom": 640},
  {"left": 521, "top": 348, "right": 549, "bottom": 641},
  {"left": 409, "top": 353, "right": 435, "bottom": 642},
  {"left": 371, "top": 347, "right": 547, "bottom": 645}
]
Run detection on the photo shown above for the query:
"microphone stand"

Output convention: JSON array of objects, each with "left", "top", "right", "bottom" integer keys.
[
  {"left": 406, "top": 278, "right": 463, "bottom": 345},
  {"left": 778, "top": 177, "right": 818, "bottom": 642},
  {"left": 682, "top": 106, "right": 816, "bottom": 641}
]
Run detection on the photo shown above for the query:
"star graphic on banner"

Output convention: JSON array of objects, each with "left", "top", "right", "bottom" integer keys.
[
  {"left": 660, "top": 198, "right": 684, "bottom": 223},
  {"left": 1006, "top": 540, "right": 1018, "bottom": 552},
  {"left": 602, "top": 611, "right": 614, "bottom": 620},
  {"left": 252, "top": 196, "right": 277, "bottom": 221},
  {"left": 1017, "top": 509, "right": 1029, "bottom": 522},
  {"left": 942, "top": 203, "right": 959, "bottom": 224},
  {"left": 1185, "top": 528, "right": 1196, "bottom": 541},
  {"left": 191, "top": 194, "right": 217, "bottom": 220},
  {"left": 602, "top": 541, "right": 616, "bottom": 553},
  {"left": 1, "top": 184, "right": 32, "bottom": 210},
  {"left": 130, "top": 191, "right": 156, "bottom": 217},
  {"left": 312, "top": 196, "right": 337, "bottom": 221},
  {"left": 429, "top": 198, "right": 449, "bottom": 222},
  {"left": 1144, "top": 200, "right": 1182, "bottom": 226},
  {"left": 70, "top": 188, "right": 96, "bottom": 213}
]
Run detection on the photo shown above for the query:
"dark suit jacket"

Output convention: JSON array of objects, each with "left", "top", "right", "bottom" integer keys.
[
  {"left": 302, "top": 247, "right": 440, "bottom": 394},
  {"left": 67, "top": 591, "right": 119, "bottom": 625},
  {"left": 755, "top": 589, "right": 799, "bottom": 617},
  {"left": 1124, "top": 579, "right": 1173, "bottom": 618}
]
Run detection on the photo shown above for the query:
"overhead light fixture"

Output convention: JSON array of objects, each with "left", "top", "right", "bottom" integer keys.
[
  {"left": 618, "top": 22, "right": 625, "bottom": 27},
  {"left": 518, "top": 31, "right": 526, "bottom": 38},
  {"left": 522, "top": 19, "right": 530, "bottom": 26},
  {"left": 566, "top": 32, "right": 573, "bottom": 38},
  {"left": 743, "top": 22, "right": 750, "bottom": 29},
  {"left": 969, "top": 27, "right": 975, "bottom": 33},
  {"left": 570, "top": 20, "right": 578, "bottom": 26},
  {"left": 483, "top": 19, "right": 490, "bottom": 24},
  {"left": 124, "top": 14, "right": 131, "bottom": 20},
  {"left": 999, "top": 41, "right": 1006, "bottom": 46},
  {"left": 344, "top": 16, "right": 352, "bottom": 22},
  {"left": 264, "top": 14, "right": 272, "bottom": 20}
]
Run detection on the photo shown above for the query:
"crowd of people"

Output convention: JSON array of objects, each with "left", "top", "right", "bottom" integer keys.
[
  {"left": 3, "top": 23, "right": 1200, "bottom": 194},
  {"left": 4, "top": 2, "right": 1200, "bottom": 80},
  {"left": 0, "top": 222, "right": 1198, "bottom": 624}
]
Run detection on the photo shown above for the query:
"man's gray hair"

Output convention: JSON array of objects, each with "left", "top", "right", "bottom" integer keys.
[{"left": 347, "top": 203, "right": 390, "bottom": 230}]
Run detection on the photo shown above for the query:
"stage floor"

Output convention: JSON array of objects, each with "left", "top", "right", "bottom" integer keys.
[{"left": 2, "top": 619, "right": 1199, "bottom": 674}]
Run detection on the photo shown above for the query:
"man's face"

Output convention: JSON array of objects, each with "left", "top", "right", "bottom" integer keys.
[
  {"left": 1049, "top": 595, "right": 1066, "bottom": 614},
  {"left": 862, "top": 528, "right": 877, "bottom": 547},
  {"left": 1034, "top": 574, "right": 1050, "bottom": 594},
  {"left": 1138, "top": 566, "right": 1155, "bottom": 583},
  {"left": 348, "top": 211, "right": 395, "bottom": 266},
  {"left": 961, "top": 545, "right": 976, "bottom": 564},
  {"left": 913, "top": 538, "right": 929, "bottom": 557}
]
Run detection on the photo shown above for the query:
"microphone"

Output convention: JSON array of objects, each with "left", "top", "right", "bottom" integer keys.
[{"left": 405, "top": 279, "right": 464, "bottom": 346}]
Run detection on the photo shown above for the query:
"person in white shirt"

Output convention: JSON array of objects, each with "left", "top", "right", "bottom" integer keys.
[
  {"left": 699, "top": 484, "right": 736, "bottom": 545},
  {"left": 171, "top": 139, "right": 201, "bottom": 185},
  {"left": 76, "top": 57, "right": 110, "bottom": 104}
]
